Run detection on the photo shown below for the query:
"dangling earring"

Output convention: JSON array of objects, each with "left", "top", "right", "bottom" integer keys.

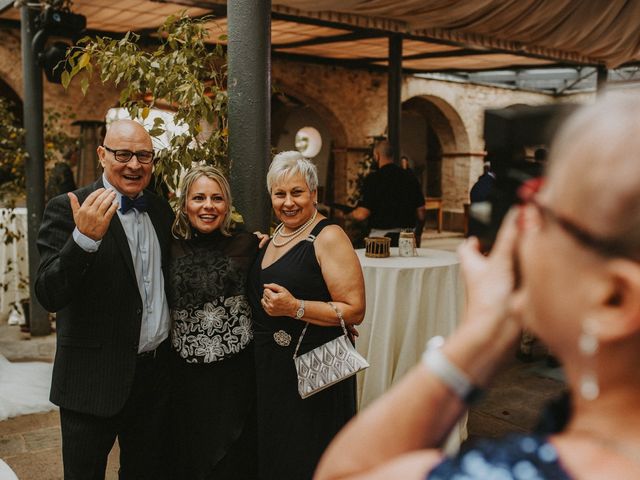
[{"left": 578, "top": 318, "right": 599, "bottom": 401}]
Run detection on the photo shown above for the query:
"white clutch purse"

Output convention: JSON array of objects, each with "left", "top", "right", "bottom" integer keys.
[{"left": 293, "top": 302, "right": 369, "bottom": 399}]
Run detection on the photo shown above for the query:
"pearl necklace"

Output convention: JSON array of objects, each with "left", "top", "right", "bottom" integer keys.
[{"left": 271, "top": 209, "right": 318, "bottom": 247}]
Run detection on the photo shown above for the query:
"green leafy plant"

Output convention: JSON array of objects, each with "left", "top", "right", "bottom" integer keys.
[
  {"left": 0, "top": 98, "right": 26, "bottom": 200},
  {"left": 0, "top": 98, "right": 78, "bottom": 316},
  {"left": 0, "top": 98, "right": 77, "bottom": 202},
  {"left": 63, "top": 12, "right": 229, "bottom": 194}
]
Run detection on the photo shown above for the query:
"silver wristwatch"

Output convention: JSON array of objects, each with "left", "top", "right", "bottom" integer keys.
[{"left": 295, "top": 299, "right": 305, "bottom": 320}]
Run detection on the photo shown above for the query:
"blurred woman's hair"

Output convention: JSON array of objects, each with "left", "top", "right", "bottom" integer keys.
[
  {"left": 547, "top": 92, "right": 640, "bottom": 259},
  {"left": 172, "top": 165, "right": 233, "bottom": 239}
]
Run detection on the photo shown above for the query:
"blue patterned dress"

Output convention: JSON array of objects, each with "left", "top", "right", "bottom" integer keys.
[{"left": 428, "top": 434, "right": 572, "bottom": 479}]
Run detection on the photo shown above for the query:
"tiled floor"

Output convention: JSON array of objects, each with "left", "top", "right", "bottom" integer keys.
[{"left": 0, "top": 231, "right": 567, "bottom": 479}]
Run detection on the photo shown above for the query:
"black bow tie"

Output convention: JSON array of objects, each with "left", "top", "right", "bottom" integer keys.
[{"left": 120, "top": 194, "right": 148, "bottom": 213}]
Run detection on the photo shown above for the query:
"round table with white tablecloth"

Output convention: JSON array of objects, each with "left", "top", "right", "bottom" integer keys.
[
  {"left": 355, "top": 247, "right": 464, "bottom": 407},
  {"left": 354, "top": 247, "right": 466, "bottom": 451}
]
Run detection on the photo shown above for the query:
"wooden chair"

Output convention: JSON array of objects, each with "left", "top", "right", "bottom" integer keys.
[{"left": 425, "top": 197, "right": 443, "bottom": 233}]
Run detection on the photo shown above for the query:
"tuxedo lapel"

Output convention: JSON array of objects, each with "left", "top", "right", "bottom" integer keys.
[{"left": 108, "top": 214, "right": 137, "bottom": 282}]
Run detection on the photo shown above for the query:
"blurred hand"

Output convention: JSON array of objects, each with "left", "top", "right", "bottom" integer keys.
[
  {"left": 69, "top": 188, "right": 118, "bottom": 241},
  {"left": 458, "top": 208, "right": 522, "bottom": 339},
  {"left": 261, "top": 283, "right": 297, "bottom": 317}
]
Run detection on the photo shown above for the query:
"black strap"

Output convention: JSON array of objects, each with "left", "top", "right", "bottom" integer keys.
[{"left": 308, "top": 218, "right": 331, "bottom": 241}]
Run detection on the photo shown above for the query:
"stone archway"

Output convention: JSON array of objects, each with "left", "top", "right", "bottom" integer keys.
[
  {"left": 401, "top": 95, "right": 471, "bottom": 230},
  {"left": 270, "top": 85, "right": 349, "bottom": 204}
]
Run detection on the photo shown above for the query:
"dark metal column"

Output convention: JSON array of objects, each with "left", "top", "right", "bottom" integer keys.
[
  {"left": 227, "top": 0, "right": 272, "bottom": 232},
  {"left": 20, "top": 4, "right": 49, "bottom": 336},
  {"left": 387, "top": 34, "right": 402, "bottom": 164},
  {"left": 596, "top": 65, "right": 608, "bottom": 93}
]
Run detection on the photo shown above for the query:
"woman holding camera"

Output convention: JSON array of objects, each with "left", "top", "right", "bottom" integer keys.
[{"left": 316, "top": 94, "right": 640, "bottom": 479}]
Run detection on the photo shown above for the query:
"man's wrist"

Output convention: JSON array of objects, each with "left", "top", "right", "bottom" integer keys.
[{"left": 73, "top": 227, "right": 101, "bottom": 252}]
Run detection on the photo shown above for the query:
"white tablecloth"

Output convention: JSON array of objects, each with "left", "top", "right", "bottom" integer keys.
[
  {"left": 355, "top": 247, "right": 466, "bottom": 450},
  {"left": 355, "top": 247, "right": 464, "bottom": 407},
  {"left": 0, "top": 208, "right": 28, "bottom": 325}
]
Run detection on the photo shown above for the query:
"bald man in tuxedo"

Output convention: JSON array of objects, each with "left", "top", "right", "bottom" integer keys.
[{"left": 36, "top": 120, "right": 174, "bottom": 479}]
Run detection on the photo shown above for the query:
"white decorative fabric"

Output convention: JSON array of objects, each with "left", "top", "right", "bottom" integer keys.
[
  {"left": 0, "top": 208, "right": 28, "bottom": 325},
  {"left": 0, "top": 354, "right": 56, "bottom": 421},
  {"left": 0, "top": 459, "right": 19, "bottom": 480}
]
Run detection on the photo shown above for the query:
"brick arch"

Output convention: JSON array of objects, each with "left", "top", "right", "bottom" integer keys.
[
  {"left": 270, "top": 82, "right": 350, "bottom": 202},
  {"left": 270, "top": 84, "right": 348, "bottom": 149},
  {"left": 402, "top": 95, "right": 470, "bottom": 154},
  {"left": 401, "top": 95, "right": 473, "bottom": 227}
]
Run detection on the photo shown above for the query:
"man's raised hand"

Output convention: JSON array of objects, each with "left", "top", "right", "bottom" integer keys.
[{"left": 68, "top": 188, "right": 119, "bottom": 241}]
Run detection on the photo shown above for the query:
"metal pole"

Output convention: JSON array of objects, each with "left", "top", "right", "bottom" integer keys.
[
  {"left": 21, "top": 4, "right": 49, "bottom": 336},
  {"left": 227, "top": 0, "right": 272, "bottom": 232},
  {"left": 388, "top": 34, "right": 402, "bottom": 164},
  {"left": 596, "top": 65, "right": 608, "bottom": 94}
]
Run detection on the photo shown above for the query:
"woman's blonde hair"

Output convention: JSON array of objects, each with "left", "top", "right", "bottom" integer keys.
[
  {"left": 172, "top": 165, "right": 233, "bottom": 239},
  {"left": 266, "top": 151, "right": 318, "bottom": 193}
]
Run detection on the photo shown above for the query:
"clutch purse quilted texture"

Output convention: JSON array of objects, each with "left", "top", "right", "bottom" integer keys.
[{"left": 293, "top": 302, "right": 369, "bottom": 399}]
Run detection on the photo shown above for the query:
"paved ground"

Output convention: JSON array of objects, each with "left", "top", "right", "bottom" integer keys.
[
  {"left": 0, "top": 231, "right": 567, "bottom": 479},
  {"left": 0, "top": 351, "right": 564, "bottom": 479}
]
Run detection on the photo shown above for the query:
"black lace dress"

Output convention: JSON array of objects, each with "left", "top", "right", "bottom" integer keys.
[
  {"left": 167, "top": 229, "right": 258, "bottom": 480},
  {"left": 248, "top": 220, "right": 357, "bottom": 480}
]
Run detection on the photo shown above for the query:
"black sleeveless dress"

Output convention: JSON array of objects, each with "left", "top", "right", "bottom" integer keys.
[{"left": 248, "top": 219, "right": 357, "bottom": 480}]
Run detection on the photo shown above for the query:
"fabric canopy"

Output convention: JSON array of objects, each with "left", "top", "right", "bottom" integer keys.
[{"left": 274, "top": 0, "right": 640, "bottom": 67}]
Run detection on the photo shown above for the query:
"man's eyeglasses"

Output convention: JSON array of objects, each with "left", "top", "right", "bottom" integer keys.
[
  {"left": 518, "top": 178, "right": 638, "bottom": 261},
  {"left": 103, "top": 145, "right": 155, "bottom": 164}
]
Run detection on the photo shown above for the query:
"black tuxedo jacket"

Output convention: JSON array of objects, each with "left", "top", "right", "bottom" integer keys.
[{"left": 35, "top": 179, "right": 174, "bottom": 417}]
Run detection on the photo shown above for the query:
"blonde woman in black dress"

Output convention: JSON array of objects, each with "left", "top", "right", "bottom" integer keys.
[
  {"left": 168, "top": 166, "right": 258, "bottom": 479},
  {"left": 248, "top": 151, "right": 366, "bottom": 479}
]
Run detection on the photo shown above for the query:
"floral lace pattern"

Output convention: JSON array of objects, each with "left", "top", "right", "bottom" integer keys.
[
  {"left": 168, "top": 232, "right": 258, "bottom": 364},
  {"left": 171, "top": 294, "right": 253, "bottom": 363}
]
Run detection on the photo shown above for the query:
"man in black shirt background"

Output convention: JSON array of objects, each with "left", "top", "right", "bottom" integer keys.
[{"left": 351, "top": 140, "right": 425, "bottom": 247}]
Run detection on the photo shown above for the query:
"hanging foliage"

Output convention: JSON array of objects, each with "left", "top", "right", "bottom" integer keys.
[
  {"left": 63, "top": 12, "right": 228, "bottom": 194},
  {"left": 0, "top": 98, "right": 78, "bottom": 202}
]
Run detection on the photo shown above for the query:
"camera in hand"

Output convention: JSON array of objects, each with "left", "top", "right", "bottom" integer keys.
[{"left": 472, "top": 104, "right": 576, "bottom": 251}]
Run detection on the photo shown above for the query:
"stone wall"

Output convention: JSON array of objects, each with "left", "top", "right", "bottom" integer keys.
[
  {"left": 273, "top": 60, "right": 593, "bottom": 228},
  {"left": 1, "top": 25, "right": 595, "bottom": 230}
]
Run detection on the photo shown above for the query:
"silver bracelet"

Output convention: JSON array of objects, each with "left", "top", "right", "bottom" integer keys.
[{"left": 421, "top": 336, "right": 484, "bottom": 404}]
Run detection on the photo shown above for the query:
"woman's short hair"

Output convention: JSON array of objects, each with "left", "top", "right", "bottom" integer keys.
[
  {"left": 172, "top": 165, "right": 233, "bottom": 239},
  {"left": 266, "top": 151, "right": 318, "bottom": 193}
]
